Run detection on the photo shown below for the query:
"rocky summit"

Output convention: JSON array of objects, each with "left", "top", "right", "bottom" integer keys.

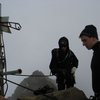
[{"left": 18, "top": 87, "right": 88, "bottom": 100}]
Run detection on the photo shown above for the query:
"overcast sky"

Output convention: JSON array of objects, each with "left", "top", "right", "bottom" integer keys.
[{"left": 0, "top": 0, "right": 100, "bottom": 98}]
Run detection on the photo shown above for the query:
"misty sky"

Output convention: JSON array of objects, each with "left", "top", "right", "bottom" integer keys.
[{"left": 0, "top": 0, "right": 100, "bottom": 98}]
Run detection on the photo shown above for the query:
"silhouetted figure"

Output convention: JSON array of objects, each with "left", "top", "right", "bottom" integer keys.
[{"left": 49, "top": 36, "right": 78, "bottom": 90}]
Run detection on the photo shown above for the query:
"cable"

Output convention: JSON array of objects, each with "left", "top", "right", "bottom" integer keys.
[
  {"left": 0, "top": 76, "right": 35, "bottom": 93},
  {"left": 12, "top": 74, "right": 53, "bottom": 77},
  {"left": 4, "top": 82, "right": 8, "bottom": 96}
]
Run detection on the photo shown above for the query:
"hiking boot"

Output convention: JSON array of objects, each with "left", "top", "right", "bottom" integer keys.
[{"left": 89, "top": 95, "right": 97, "bottom": 100}]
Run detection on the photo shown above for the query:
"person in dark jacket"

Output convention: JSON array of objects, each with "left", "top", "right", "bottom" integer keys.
[
  {"left": 49, "top": 36, "right": 78, "bottom": 90},
  {"left": 79, "top": 25, "right": 100, "bottom": 100}
]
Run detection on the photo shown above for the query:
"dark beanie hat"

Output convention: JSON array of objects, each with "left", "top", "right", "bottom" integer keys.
[{"left": 79, "top": 25, "right": 98, "bottom": 39}]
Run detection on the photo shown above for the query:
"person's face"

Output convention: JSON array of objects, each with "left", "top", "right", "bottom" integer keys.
[
  {"left": 80, "top": 35, "right": 95, "bottom": 50},
  {"left": 59, "top": 41, "right": 68, "bottom": 52},
  {"left": 60, "top": 46, "right": 67, "bottom": 51}
]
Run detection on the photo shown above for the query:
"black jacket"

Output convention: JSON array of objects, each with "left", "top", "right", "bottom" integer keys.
[
  {"left": 91, "top": 41, "right": 100, "bottom": 93},
  {"left": 49, "top": 48, "right": 78, "bottom": 75}
]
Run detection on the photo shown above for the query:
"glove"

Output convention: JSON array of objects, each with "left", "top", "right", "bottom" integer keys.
[{"left": 71, "top": 67, "right": 77, "bottom": 74}]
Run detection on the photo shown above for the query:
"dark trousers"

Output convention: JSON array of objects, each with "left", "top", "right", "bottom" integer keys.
[
  {"left": 56, "top": 72, "right": 75, "bottom": 90},
  {"left": 95, "top": 93, "right": 100, "bottom": 100}
]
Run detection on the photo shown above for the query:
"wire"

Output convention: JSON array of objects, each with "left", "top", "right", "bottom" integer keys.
[
  {"left": 12, "top": 74, "right": 53, "bottom": 77},
  {"left": 0, "top": 76, "right": 35, "bottom": 93},
  {"left": 4, "top": 82, "right": 8, "bottom": 96}
]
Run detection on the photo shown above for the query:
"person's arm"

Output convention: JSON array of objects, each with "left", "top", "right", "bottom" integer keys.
[
  {"left": 70, "top": 51, "right": 78, "bottom": 74},
  {"left": 49, "top": 49, "right": 58, "bottom": 75}
]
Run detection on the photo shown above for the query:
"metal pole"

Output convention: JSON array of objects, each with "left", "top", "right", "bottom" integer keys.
[
  {"left": 0, "top": 3, "right": 4, "bottom": 96},
  {"left": 0, "top": 4, "right": 21, "bottom": 96}
]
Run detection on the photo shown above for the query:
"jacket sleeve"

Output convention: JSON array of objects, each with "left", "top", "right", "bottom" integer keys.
[
  {"left": 49, "top": 49, "right": 58, "bottom": 75},
  {"left": 70, "top": 51, "right": 78, "bottom": 68}
]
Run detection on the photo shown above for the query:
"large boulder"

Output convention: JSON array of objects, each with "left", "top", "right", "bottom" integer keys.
[
  {"left": 18, "top": 87, "right": 88, "bottom": 100},
  {"left": 8, "top": 70, "right": 57, "bottom": 100}
]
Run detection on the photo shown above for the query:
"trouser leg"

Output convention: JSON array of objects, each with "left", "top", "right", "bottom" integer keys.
[
  {"left": 95, "top": 93, "right": 100, "bottom": 100},
  {"left": 57, "top": 82, "right": 65, "bottom": 90},
  {"left": 56, "top": 73, "right": 65, "bottom": 90},
  {"left": 65, "top": 75, "right": 75, "bottom": 88}
]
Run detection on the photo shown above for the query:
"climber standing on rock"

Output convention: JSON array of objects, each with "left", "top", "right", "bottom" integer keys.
[{"left": 49, "top": 36, "right": 78, "bottom": 90}]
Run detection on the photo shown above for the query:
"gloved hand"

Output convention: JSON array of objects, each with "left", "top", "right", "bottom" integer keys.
[{"left": 71, "top": 67, "right": 77, "bottom": 74}]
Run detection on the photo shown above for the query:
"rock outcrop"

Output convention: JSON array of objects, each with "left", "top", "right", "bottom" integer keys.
[
  {"left": 7, "top": 70, "right": 89, "bottom": 100},
  {"left": 18, "top": 87, "right": 88, "bottom": 100},
  {"left": 7, "top": 70, "right": 57, "bottom": 100}
]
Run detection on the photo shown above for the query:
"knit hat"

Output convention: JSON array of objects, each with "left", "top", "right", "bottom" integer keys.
[{"left": 79, "top": 25, "right": 98, "bottom": 39}]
